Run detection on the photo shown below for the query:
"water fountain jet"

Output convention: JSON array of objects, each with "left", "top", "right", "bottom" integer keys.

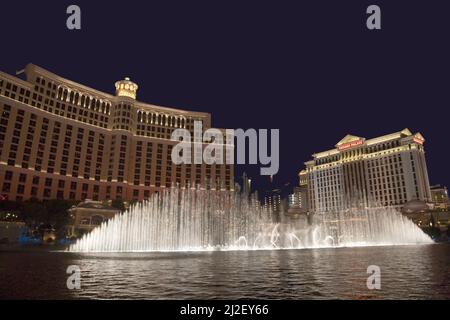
[{"left": 69, "top": 186, "right": 433, "bottom": 252}]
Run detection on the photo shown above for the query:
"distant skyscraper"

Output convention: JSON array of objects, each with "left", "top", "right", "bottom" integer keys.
[
  {"left": 289, "top": 171, "right": 309, "bottom": 212},
  {"left": 301, "top": 129, "right": 432, "bottom": 213},
  {"left": 264, "top": 189, "right": 282, "bottom": 215}
]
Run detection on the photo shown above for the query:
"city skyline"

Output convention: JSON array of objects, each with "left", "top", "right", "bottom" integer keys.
[
  {"left": 1, "top": 0, "right": 449, "bottom": 304},
  {"left": 1, "top": 1, "right": 449, "bottom": 195},
  {"left": 2, "top": 62, "right": 446, "bottom": 199},
  {"left": 1, "top": 64, "right": 442, "bottom": 200}
]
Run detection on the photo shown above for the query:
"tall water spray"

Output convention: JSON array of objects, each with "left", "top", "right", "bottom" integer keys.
[{"left": 69, "top": 186, "right": 433, "bottom": 252}]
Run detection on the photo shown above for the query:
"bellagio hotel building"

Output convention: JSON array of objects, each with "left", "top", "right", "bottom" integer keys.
[
  {"left": 0, "top": 64, "right": 233, "bottom": 202},
  {"left": 300, "top": 129, "right": 432, "bottom": 213}
]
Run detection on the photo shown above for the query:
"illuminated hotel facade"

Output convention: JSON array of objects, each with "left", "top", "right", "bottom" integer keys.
[
  {"left": 301, "top": 129, "right": 432, "bottom": 213},
  {"left": 0, "top": 64, "right": 233, "bottom": 202}
]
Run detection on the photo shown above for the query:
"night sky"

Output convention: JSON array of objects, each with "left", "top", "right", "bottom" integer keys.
[{"left": 1, "top": 1, "right": 449, "bottom": 195}]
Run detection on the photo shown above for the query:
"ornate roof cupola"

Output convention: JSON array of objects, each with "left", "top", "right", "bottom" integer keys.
[{"left": 115, "top": 77, "right": 138, "bottom": 100}]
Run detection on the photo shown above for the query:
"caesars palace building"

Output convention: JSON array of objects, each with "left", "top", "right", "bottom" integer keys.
[
  {"left": 0, "top": 64, "right": 233, "bottom": 202},
  {"left": 300, "top": 129, "right": 432, "bottom": 213}
]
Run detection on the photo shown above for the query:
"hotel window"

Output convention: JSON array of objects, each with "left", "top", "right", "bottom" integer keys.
[
  {"left": 2, "top": 183, "right": 11, "bottom": 192},
  {"left": 7, "top": 154, "right": 16, "bottom": 166},
  {"left": 32, "top": 176, "right": 39, "bottom": 185},
  {"left": 19, "top": 174, "right": 27, "bottom": 183},
  {"left": 17, "top": 185, "right": 25, "bottom": 195},
  {"left": 45, "top": 178, "right": 52, "bottom": 187},
  {"left": 4, "top": 171, "right": 13, "bottom": 181}
]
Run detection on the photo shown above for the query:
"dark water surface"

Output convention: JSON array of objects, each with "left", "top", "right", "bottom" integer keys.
[{"left": 1, "top": 244, "right": 449, "bottom": 299}]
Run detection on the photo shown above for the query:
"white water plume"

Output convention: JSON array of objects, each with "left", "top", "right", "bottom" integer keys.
[{"left": 69, "top": 186, "right": 433, "bottom": 252}]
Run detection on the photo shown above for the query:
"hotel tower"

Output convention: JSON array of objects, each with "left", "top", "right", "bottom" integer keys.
[
  {"left": 0, "top": 64, "right": 233, "bottom": 202},
  {"left": 300, "top": 129, "right": 432, "bottom": 213}
]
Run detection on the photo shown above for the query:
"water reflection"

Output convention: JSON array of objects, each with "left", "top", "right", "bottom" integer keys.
[{"left": 0, "top": 244, "right": 449, "bottom": 299}]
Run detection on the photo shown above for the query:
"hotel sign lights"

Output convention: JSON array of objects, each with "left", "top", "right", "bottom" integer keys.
[{"left": 337, "top": 139, "right": 364, "bottom": 151}]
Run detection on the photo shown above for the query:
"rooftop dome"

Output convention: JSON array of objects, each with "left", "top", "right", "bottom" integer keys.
[{"left": 115, "top": 77, "right": 138, "bottom": 99}]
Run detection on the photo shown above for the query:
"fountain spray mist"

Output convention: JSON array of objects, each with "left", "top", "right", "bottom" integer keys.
[{"left": 69, "top": 185, "right": 433, "bottom": 252}]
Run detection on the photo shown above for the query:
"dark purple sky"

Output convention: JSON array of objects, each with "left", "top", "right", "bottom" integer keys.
[{"left": 1, "top": 1, "right": 449, "bottom": 194}]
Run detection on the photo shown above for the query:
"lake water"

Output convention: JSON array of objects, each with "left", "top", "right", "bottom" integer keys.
[{"left": 1, "top": 244, "right": 449, "bottom": 299}]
